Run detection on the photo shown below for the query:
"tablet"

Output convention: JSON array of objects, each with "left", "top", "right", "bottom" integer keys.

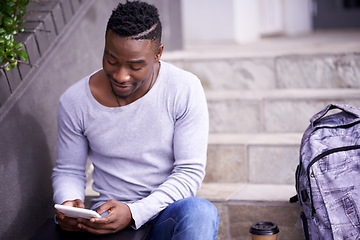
[{"left": 54, "top": 204, "right": 101, "bottom": 219}]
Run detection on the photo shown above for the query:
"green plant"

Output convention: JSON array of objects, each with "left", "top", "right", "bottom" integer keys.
[{"left": 0, "top": 0, "right": 29, "bottom": 72}]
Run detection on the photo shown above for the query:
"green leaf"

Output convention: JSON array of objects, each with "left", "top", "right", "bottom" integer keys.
[
  {"left": 19, "top": 0, "right": 30, "bottom": 6},
  {"left": 16, "top": 16, "right": 22, "bottom": 25},
  {"left": 0, "top": 12, "right": 4, "bottom": 24},
  {"left": 6, "top": 50, "right": 15, "bottom": 58},
  {"left": 16, "top": 49, "right": 28, "bottom": 61},
  {"left": 0, "top": 0, "right": 29, "bottom": 67},
  {"left": 14, "top": 42, "right": 23, "bottom": 49},
  {"left": 17, "top": 6, "right": 26, "bottom": 17},
  {"left": 5, "top": 39, "right": 13, "bottom": 49},
  {"left": 2, "top": 16, "right": 15, "bottom": 30},
  {"left": 0, "top": 28, "right": 6, "bottom": 36},
  {"left": 4, "top": 33, "right": 14, "bottom": 41},
  {"left": 1, "top": 1, "right": 16, "bottom": 15},
  {"left": 6, "top": 51, "right": 15, "bottom": 62},
  {"left": 10, "top": 60, "right": 17, "bottom": 68}
]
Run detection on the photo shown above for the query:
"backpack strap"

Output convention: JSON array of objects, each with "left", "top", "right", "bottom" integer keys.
[
  {"left": 310, "top": 103, "right": 360, "bottom": 127},
  {"left": 289, "top": 195, "right": 298, "bottom": 203}
]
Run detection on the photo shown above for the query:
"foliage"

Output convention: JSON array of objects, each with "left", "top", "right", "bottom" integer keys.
[{"left": 0, "top": 0, "right": 29, "bottom": 72}]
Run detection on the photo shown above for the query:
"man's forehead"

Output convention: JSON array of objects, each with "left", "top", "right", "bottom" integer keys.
[{"left": 106, "top": 32, "right": 158, "bottom": 56}]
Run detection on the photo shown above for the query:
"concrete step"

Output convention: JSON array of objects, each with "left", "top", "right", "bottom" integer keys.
[
  {"left": 196, "top": 183, "right": 304, "bottom": 240},
  {"left": 206, "top": 88, "right": 360, "bottom": 134},
  {"left": 85, "top": 133, "right": 302, "bottom": 195},
  {"left": 85, "top": 183, "right": 304, "bottom": 239},
  {"left": 162, "top": 31, "right": 360, "bottom": 91},
  {"left": 164, "top": 52, "right": 360, "bottom": 90},
  {"left": 164, "top": 30, "right": 360, "bottom": 61},
  {"left": 206, "top": 133, "right": 302, "bottom": 185}
]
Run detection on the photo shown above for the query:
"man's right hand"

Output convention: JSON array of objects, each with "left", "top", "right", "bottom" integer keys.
[{"left": 55, "top": 199, "right": 85, "bottom": 232}]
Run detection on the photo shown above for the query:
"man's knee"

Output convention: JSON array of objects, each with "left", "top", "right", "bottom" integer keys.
[
  {"left": 177, "top": 197, "right": 219, "bottom": 223},
  {"left": 150, "top": 197, "right": 219, "bottom": 239}
]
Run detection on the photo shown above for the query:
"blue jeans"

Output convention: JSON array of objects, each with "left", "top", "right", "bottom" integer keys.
[{"left": 149, "top": 197, "right": 219, "bottom": 240}]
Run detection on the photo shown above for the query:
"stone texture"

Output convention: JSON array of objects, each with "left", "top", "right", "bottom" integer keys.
[
  {"left": 178, "top": 58, "right": 276, "bottom": 90},
  {"left": 207, "top": 98, "right": 261, "bottom": 133},
  {"left": 264, "top": 98, "right": 360, "bottom": 133},
  {"left": 228, "top": 203, "right": 304, "bottom": 240},
  {"left": 205, "top": 144, "right": 247, "bottom": 183},
  {"left": 167, "top": 52, "right": 360, "bottom": 91},
  {"left": 4, "top": 66, "right": 22, "bottom": 93},
  {"left": 230, "top": 184, "right": 297, "bottom": 202},
  {"left": 206, "top": 89, "right": 360, "bottom": 133},
  {"left": 213, "top": 202, "right": 231, "bottom": 240},
  {"left": 208, "top": 133, "right": 302, "bottom": 146},
  {"left": 206, "top": 133, "right": 302, "bottom": 185},
  {"left": 263, "top": 100, "right": 327, "bottom": 133},
  {"left": 23, "top": 21, "right": 49, "bottom": 56},
  {"left": 17, "top": 45, "right": 32, "bottom": 81},
  {"left": 0, "top": 69, "right": 11, "bottom": 107},
  {"left": 248, "top": 145, "right": 299, "bottom": 185},
  {"left": 23, "top": 3, "right": 59, "bottom": 44},
  {"left": 197, "top": 183, "right": 297, "bottom": 202},
  {"left": 276, "top": 53, "right": 360, "bottom": 89},
  {"left": 197, "top": 183, "right": 245, "bottom": 201},
  {"left": 15, "top": 32, "right": 41, "bottom": 65},
  {"left": 26, "top": 1, "right": 66, "bottom": 34},
  {"left": 196, "top": 183, "right": 303, "bottom": 240},
  {"left": 59, "top": 0, "right": 74, "bottom": 23},
  {"left": 70, "top": 0, "right": 82, "bottom": 12},
  {"left": 50, "top": 1, "right": 66, "bottom": 34},
  {"left": 23, "top": 6, "right": 58, "bottom": 43}
]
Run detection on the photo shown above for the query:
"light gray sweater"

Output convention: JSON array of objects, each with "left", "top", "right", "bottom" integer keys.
[{"left": 52, "top": 61, "right": 209, "bottom": 229}]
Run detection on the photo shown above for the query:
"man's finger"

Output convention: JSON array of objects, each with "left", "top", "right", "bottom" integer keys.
[{"left": 78, "top": 222, "right": 118, "bottom": 235}]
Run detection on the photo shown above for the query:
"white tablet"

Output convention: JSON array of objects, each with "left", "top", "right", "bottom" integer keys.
[{"left": 54, "top": 204, "right": 101, "bottom": 219}]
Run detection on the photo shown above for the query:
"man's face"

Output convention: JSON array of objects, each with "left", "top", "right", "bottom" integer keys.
[{"left": 103, "top": 30, "right": 159, "bottom": 101}]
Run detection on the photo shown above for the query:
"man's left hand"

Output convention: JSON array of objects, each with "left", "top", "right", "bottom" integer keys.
[{"left": 77, "top": 199, "right": 134, "bottom": 234}]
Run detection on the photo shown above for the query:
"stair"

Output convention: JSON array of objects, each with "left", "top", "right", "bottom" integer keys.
[
  {"left": 85, "top": 31, "right": 360, "bottom": 239},
  {"left": 202, "top": 133, "right": 304, "bottom": 239},
  {"left": 161, "top": 32, "right": 360, "bottom": 240},
  {"left": 205, "top": 133, "right": 301, "bottom": 184},
  {"left": 206, "top": 88, "right": 360, "bottom": 133},
  {"left": 197, "top": 183, "right": 303, "bottom": 240}
]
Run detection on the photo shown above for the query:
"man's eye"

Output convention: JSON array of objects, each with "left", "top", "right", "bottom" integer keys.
[
  {"left": 107, "top": 59, "right": 116, "bottom": 65},
  {"left": 130, "top": 65, "right": 142, "bottom": 71}
]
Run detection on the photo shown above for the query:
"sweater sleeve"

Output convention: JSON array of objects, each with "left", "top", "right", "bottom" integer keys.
[
  {"left": 127, "top": 77, "right": 209, "bottom": 229},
  {"left": 52, "top": 99, "right": 88, "bottom": 204}
]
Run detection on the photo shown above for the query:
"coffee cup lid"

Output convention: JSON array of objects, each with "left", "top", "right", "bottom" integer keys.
[{"left": 249, "top": 222, "right": 279, "bottom": 235}]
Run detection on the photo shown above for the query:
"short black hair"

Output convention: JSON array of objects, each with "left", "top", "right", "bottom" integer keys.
[{"left": 106, "top": 1, "right": 162, "bottom": 46}]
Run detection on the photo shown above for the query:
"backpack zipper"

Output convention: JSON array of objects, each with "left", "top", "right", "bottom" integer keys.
[{"left": 306, "top": 145, "right": 360, "bottom": 216}]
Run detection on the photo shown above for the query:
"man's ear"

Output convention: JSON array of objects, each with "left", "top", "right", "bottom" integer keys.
[{"left": 155, "top": 44, "right": 164, "bottom": 62}]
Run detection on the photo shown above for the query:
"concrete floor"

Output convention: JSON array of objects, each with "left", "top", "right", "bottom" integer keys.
[{"left": 162, "top": 29, "right": 360, "bottom": 60}]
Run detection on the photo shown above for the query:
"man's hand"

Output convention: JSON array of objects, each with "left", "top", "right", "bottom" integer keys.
[
  {"left": 77, "top": 199, "right": 133, "bottom": 235},
  {"left": 55, "top": 199, "right": 85, "bottom": 232}
]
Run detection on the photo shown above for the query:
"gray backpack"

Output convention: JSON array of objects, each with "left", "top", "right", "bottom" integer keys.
[{"left": 291, "top": 103, "right": 360, "bottom": 240}]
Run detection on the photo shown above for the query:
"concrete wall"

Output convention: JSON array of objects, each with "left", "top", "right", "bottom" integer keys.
[
  {"left": 182, "top": 0, "right": 235, "bottom": 43},
  {"left": 181, "top": 0, "right": 312, "bottom": 44},
  {"left": 313, "top": 0, "right": 360, "bottom": 29},
  {"left": 0, "top": 1, "right": 182, "bottom": 239}
]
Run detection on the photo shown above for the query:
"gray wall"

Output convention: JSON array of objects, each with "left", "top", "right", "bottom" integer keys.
[
  {"left": 0, "top": 1, "right": 182, "bottom": 239},
  {"left": 314, "top": 0, "right": 360, "bottom": 29}
]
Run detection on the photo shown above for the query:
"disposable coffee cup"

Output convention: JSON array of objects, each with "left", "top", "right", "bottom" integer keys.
[{"left": 249, "top": 221, "right": 279, "bottom": 240}]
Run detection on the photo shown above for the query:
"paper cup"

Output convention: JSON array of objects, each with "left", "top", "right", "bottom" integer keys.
[{"left": 249, "top": 221, "right": 279, "bottom": 240}]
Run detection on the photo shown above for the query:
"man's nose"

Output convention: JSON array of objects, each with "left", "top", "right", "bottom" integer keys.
[{"left": 113, "top": 67, "right": 130, "bottom": 83}]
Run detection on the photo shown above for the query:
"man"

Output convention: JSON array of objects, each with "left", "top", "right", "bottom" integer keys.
[{"left": 52, "top": 1, "right": 219, "bottom": 239}]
